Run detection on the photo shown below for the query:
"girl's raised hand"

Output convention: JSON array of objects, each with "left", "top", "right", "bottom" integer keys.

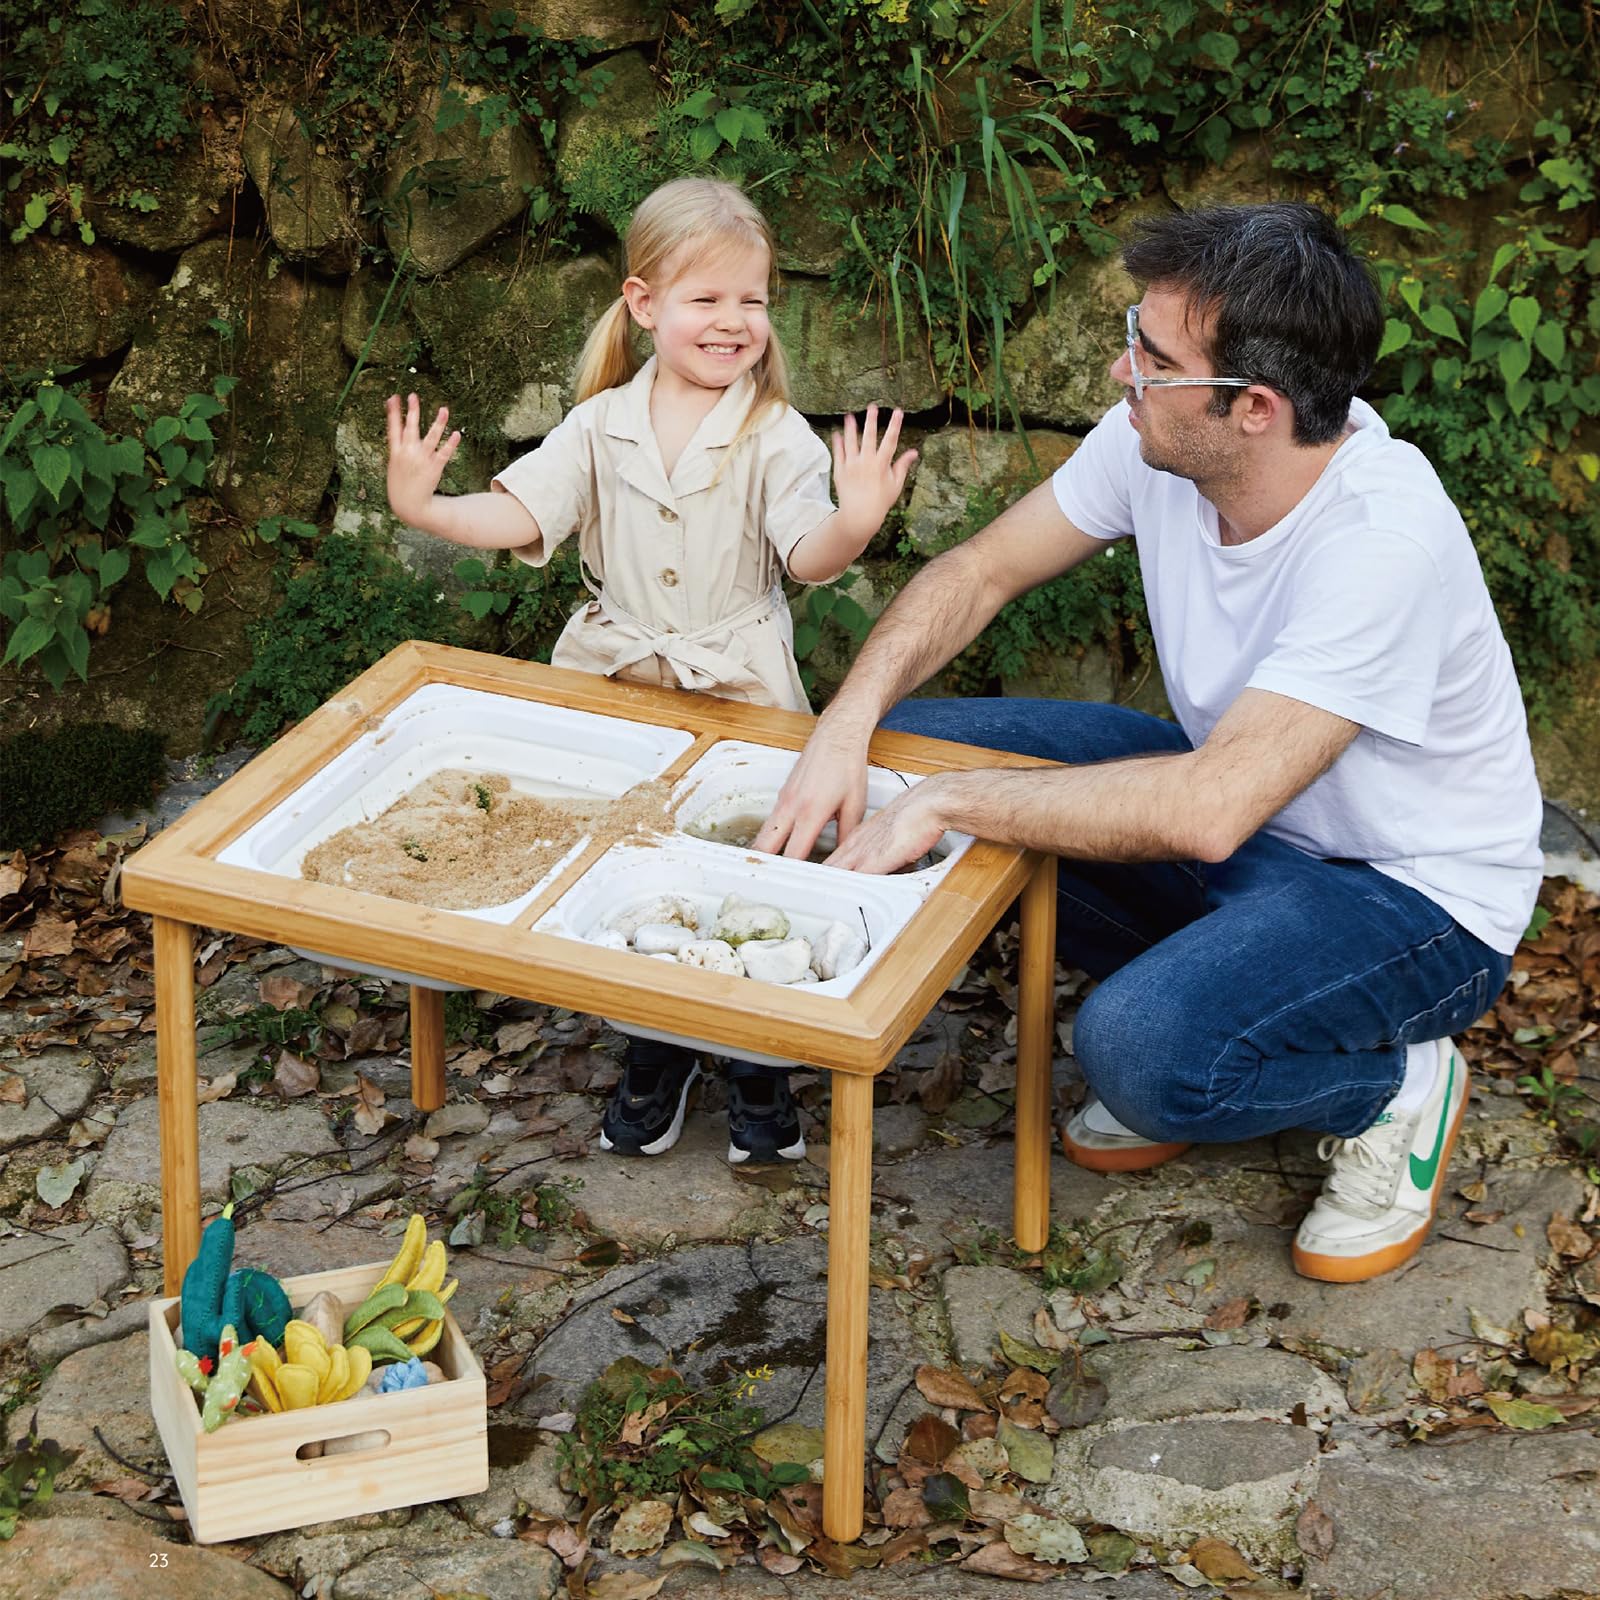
[
  {"left": 831, "top": 405, "right": 917, "bottom": 539},
  {"left": 386, "top": 393, "right": 461, "bottom": 526}
]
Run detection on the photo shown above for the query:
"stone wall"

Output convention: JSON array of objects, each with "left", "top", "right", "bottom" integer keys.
[{"left": 2, "top": 6, "right": 1592, "bottom": 822}]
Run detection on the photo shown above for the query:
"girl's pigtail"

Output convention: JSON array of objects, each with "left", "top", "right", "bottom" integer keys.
[{"left": 573, "top": 296, "right": 639, "bottom": 403}]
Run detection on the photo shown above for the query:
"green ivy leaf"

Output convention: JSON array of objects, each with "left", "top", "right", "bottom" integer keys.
[
  {"left": 714, "top": 107, "right": 747, "bottom": 148},
  {"left": 1533, "top": 322, "right": 1566, "bottom": 367},
  {"left": 29, "top": 444, "right": 72, "bottom": 502},
  {"left": 1195, "top": 31, "right": 1238, "bottom": 70},
  {"left": 1418, "top": 304, "right": 1463, "bottom": 344},
  {"left": 1376, "top": 319, "right": 1412, "bottom": 361},
  {"left": 98, "top": 547, "right": 130, "bottom": 588},
  {"left": 689, "top": 122, "right": 722, "bottom": 164},
  {"left": 1508, "top": 296, "right": 1541, "bottom": 341},
  {"left": 2, "top": 614, "right": 55, "bottom": 667},
  {"left": 1472, "top": 284, "right": 1508, "bottom": 333},
  {"left": 1497, "top": 341, "right": 1531, "bottom": 387},
  {"left": 1380, "top": 204, "right": 1433, "bottom": 232},
  {"left": 460, "top": 591, "right": 495, "bottom": 620}
]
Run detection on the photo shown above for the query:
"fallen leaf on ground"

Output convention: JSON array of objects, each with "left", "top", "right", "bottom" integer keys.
[
  {"left": 0, "top": 1072, "right": 25, "bottom": 1106},
  {"left": 36, "top": 1158, "right": 86, "bottom": 1207},
  {"left": 962, "top": 1539, "right": 1052, "bottom": 1580},
  {"left": 904, "top": 1413, "right": 962, "bottom": 1464},
  {"left": 1004, "top": 1513, "right": 1088, "bottom": 1564},
  {"left": 584, "top": 1574, "right": 666, "bottom": 1600},
  {"left": 881, "top": 1486, "right": 933, "bottom": 1528},
  {"left": 1296, "top": 1499, "right": 1336, "bottom": 1561},
  {"left": 259, "top": 973, "right": 318, "bottom": 1011},
  {"left": 996, "top": 1418, "right": 1054, "bottom": 1483},
  {"left": 609, "top": 1498, "right": 673, "bottom": 1557},
  {"left": 1547, "top": 1213, "right": 1594, "bottom": 1260},
  {"left": 999, "top": 1328, "right": 1060, "bottom": 1374},
  {"left": 196, "top": 1072, "right": 237, "bottom": 1105},
  {"left": 352, "top": 1073, "right": 388, "bottom": 1134},
  {"left": 757, "top": 1547, "right": 803, "bottom": 1574},
  {"left": 24, "top": 915, "right": 76, "bottom": 960},
  {"left": 915, "top": 1364, "right": 988, "bottom": 1411},
  {"left": 1484, "top": 1394, "right": 1564, "bottom": 1430},
  {"left": 273, "top": 1051, "right": 319, "bottom": 1097},
  {"left": 1188, "top": 1535, "right": 1259, "bottom": 1581}
]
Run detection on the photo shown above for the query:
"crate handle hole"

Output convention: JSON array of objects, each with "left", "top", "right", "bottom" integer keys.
[{"left": 299, "top": 1428, "right": 391, "bottom": 1461}]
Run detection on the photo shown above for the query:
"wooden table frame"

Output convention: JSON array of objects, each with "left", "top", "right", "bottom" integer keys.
[{"left": 120, "top": 641, "right": 1057, "bottom": 1542}]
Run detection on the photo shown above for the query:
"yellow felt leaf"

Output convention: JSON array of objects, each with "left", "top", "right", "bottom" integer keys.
[
  {"left": 275, "top": 1363, "right": 320, "bottom": 1409},
  {"left": 284, "top": 1322, "right": 331, "bottom": 1381},
  {"left": 249, "top": 1365, "right": 282, "bottom": 1413},
  {"left": 319, "top": 1344, "right": 350, "bottom": 1404},
  {"left": 247, "top": 1338, "right": 282, "bottom": 1377},
  {"left": 338, "top": 1344, "right": 373, "bottom": 1399}
]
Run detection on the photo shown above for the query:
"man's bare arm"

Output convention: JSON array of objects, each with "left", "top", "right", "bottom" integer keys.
[
  {"left": 756, "top": 480, "right": 1109, "bottom": 858},
  {"left": 827, "top": 688, "right": 1362, "bottom": 873}
]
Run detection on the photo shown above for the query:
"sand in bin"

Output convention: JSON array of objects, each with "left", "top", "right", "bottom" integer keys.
[{"left": 301, "top": 769, "right": 673, "bottom": 910}]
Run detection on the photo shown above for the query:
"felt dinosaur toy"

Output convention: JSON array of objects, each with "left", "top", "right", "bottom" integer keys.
[
  {"left": 180, "top": 1204, "right": 293, "bottom": 1362},
  {"left": 174, "top": 1324, "right": 254, "bottom": 1432}
]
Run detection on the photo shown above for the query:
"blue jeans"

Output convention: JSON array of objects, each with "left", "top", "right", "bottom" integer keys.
[{"left": 882, "top": 699, "right": 1512, "bottom": 1141}]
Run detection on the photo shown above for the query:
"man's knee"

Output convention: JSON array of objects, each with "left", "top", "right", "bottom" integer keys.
[{"left": 1074, "top": 977, "right": 1221, "bottom": 1142}]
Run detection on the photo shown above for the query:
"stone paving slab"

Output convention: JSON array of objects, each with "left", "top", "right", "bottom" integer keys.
[
  {"left": 0, "top": 1047, "right": 101, "bottom": 1150},
  {"left": 1302, "top": 1428, "right": 1600, "bottom": 1600},
  {"left": 0, "top": 1222, "right": 130, "bottom": 1341}
]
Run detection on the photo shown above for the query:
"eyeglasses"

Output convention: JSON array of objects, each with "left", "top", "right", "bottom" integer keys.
[{"left": 1125, "top": 305, "right": 1254, "bottom": 402}]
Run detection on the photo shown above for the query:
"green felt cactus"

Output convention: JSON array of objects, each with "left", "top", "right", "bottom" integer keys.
[{"left": 174, "top": 1324, "right": 254, "bottom": 1432}]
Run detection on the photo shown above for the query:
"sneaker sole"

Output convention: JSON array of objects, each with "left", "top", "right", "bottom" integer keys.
[
  {"left": 1292, "top": 1061, "right": 1470, "bottom": 1284},
  {"left": 727, "top": 1136, "right": 807, "bottom": 1166},
  {"left": 598, "top": 1066, "right": 701, "bottom": 1158},
  {"left": 1059, "top": 1127, "right": 1191, "bottom": 1173}
]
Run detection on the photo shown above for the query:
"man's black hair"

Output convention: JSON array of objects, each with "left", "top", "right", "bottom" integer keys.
[{"left": 1122, "top": 203, "right": 1383, "bottom": 446}]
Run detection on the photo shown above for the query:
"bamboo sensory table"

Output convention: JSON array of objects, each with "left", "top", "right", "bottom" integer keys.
[{"left": 121, "top": 642, "right": 1058, "bottom": 1543}]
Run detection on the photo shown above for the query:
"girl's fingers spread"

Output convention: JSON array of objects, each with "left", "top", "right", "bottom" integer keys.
[
  {"left": 862, "top": 403, "right": 878, "bottom": 452},
  {"left": 405, "top": 393, "right": 421, "bottom": 439},
  {"left": 385, "top": 395, "right": 402, "bottom": 453},
  {"left": 892, "top": 448, "right": 918, "bottom": 491},
  {"left": 439, "top": 430, "right": 462, "bottom": 464},
  {"left": 423, "top": 406, "right": 448, "bottom": 448},
  {"left": 831, "top": 430, "right": 844, "bottom": 475},
  {"left": 842, "top": 411, "right": 858, "bottom": 455},
  {"left": 880, "top": 408, "right": 903, "bottom": 456}
]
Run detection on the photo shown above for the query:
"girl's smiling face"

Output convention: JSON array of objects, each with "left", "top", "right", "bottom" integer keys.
[{"left": 623, "top": 242, "right": 772, "bottom": 393}]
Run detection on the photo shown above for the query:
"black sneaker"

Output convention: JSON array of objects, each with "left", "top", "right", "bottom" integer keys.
[
  {"left": 599, "top": 1040, "right": 701, "bottom": 1156},
  {"left": 726, "top": 1067, "right": 806, "bottom": 1165}
]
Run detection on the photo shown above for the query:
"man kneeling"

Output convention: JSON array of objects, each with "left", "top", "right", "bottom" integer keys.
[{"left": 756, "top": 203, "right": 1541, "bottom": 1284}]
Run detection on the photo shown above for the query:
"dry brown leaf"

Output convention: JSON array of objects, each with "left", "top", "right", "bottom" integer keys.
[
  {"left": 1296, "top": 1500, "right": 1337, "bottom": 1561},
  {"left": 1204, "top": 1295, "right": 1254, "bottom": 1331},
  {"left": 0, "top": 859, "right": 26, "bottom": 899},
  {"left": 259, "top": 973, "right": 318, "bottom": 1011},
  {"left": 915, "top": 1364, "right": 988, "bottom": 1411},
  {"left": 497, "top": 1019, "right": 542, "bottom": 1054},
  {"left": 196, "top": 1071, "right": 237, "bottom": 1105},
  {"left": 917, "top": 1050, "right": 965, "bottom": 1114},
  {"left": 961, "top": 1540, "right": 1052, "bottom": 1580},
  {"left": 0, "top": 1072, "right": 25, "bottom": 1106},
  {"left": 273, "top": 1051, "right": 319, "bottom": 1098},
  {"left": 879, "top": 1528, "right": 932, "bottom": 1566},
  {"left": 352, "top": 1073, "right": 389, "bottom": 1135},
  {"left": 998, "top": 1368, "right": 1049, "bottom": 1404},
  {"left": 23, "top": 915, "right": 76, "bottom": 960},
  {"left": 1547, "top": 1213, "right": 1594, "bottom": 1261},
  {"left": 583, "top": 1574, "right": 666, "bottom": 1600},
  {"left": 1412, "top": 1348, "right": 1454, "bottom": 1404},
  {"left": 880, "top": 1486, "right": 933, "bottom": 1529},
  {"left": 904, "top": 1413, "right": 962, "bottom": 1464},
  {"left": 757, "top": 1547, "right": 803, "bottom": 1575},
  {"left": 403, "top": 1134, "right": 440, "bottom": 1163},
  {"left": 1188, "top": 1536, "right": 1260, "bottom": 1581}
]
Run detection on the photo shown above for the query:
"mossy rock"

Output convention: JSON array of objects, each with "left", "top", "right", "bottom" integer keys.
[
  {"left": 106, "top": 238, "right": 348, "bottom": 526},
  {"left": 410, "top": 246, "right": 616, "bottom": 442},
  {"left": 767, "top": 276, "right": 942, "bottom": 416},
  {"left": 340, "top": 266, "right": 423, "bottom": 368},
  {"left": 88, "top": 109, "right": 244, "bottom": 253},
  {"left": 332, "top": 369, "right": 494, "bottom": 588},
  {"left": 242, "top": 101, "right": 363, "bottom": 270},
  {"left": 502, "top": 0, "right": 660, "bottom": 46},
  {"left": 383, "top": 86, "right": 544, "bottom": 277},
  {"left": 555, "top": 51, "right": 660, "bottom": 217},
  {"left": 0, "top": 237, "right": 163, "bottom": 373},
  {"left": 904, "top": 427, "right": 1078, "bottom": 557}
]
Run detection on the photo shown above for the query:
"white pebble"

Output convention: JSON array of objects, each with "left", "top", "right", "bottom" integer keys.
[
  {"left": 812, "top": 920, "right": 869, "bottom": 981},
  {"left": 590, "top": 929, "right": 629, "bottom": 952},
  {"left": 649, "top": 952, "right": 680, "bottom": 963},
  {"left": 713, "top": 893, "right": 790, "bottom": 946},
  {"left": 740, "top": 937, "right": 814, "bottom": 984},
  {"left": 678, "top": 939, "right": 746, "bottom": 976},
  {"left": 610, "top": 896, "right": 699, "bottom": 941},
  {"left": 633, "top": 923, "right": 698, "bottom": 956}
]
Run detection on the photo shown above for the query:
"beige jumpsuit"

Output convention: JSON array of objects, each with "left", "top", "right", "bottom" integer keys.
[{"left": 492, "top": 358, "right": 838, "bottom": 713}]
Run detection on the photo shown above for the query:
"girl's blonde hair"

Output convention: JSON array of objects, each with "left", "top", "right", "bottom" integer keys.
[{"left": 574, "top": 178, "right": 791, "bottom": 452}]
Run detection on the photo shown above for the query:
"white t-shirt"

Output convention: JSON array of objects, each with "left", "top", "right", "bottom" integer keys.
[{"left": 1051, "top": 398, "right": 1543, "bottom": 955}]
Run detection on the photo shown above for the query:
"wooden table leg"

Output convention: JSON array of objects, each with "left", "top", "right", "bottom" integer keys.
[
  {"left": 409, "top": 985, "right": 447, "bottom": 1112},
  {"left": 823, "top": 1070, "right": 873, "bottom": 1544},
  {"left": 1014, "top": 853, "right": 1057, "bottom": 1255},
  {"left": 154, "top": 916, "right": 200, "bottom": 1296}
]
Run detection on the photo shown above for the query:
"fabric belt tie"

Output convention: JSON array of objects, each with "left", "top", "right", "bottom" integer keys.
[{"left": 591, "top": 583, "right": 783, "bottom": 698}]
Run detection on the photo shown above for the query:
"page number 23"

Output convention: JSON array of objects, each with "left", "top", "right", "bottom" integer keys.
[{"left": 150, "top": 1552, "right": 170, "bottom": 1567}]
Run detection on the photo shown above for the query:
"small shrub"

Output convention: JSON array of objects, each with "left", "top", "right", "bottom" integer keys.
[
  {"left": 208, "top": 533, "right": 461, "bottom": 746},
  {"left": 0, "top": 721, "right": 165, "bottom": 851}
]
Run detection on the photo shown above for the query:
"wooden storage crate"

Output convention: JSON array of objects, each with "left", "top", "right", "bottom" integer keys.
[{"left": 148, "top": 1261, "right": 487, "bottom": 1543}]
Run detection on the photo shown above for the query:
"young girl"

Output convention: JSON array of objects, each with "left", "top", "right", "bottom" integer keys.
[{"left": 385, "top": 177, "right": 917, "bottom": 1164}]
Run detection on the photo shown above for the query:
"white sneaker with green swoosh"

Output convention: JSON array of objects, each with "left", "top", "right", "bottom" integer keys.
[{"left": 1293, "top": 1039, "right": 1470, "bottom": 1283}]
